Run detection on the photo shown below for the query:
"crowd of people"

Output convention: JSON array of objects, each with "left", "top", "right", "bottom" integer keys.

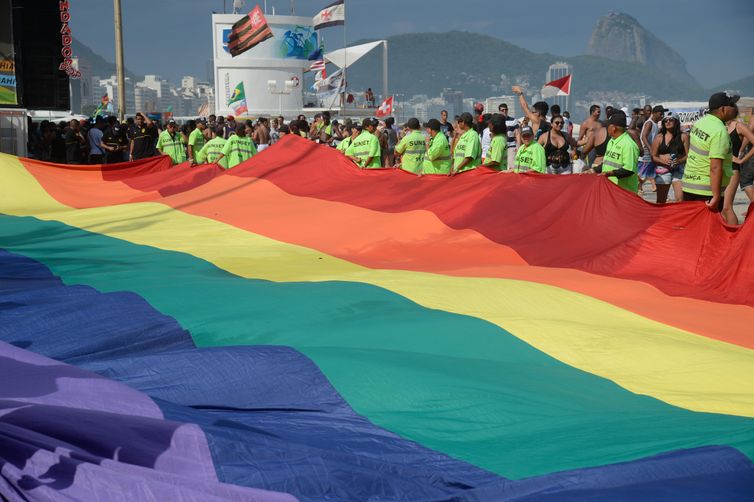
[{"left": 26, "top": 88, "right": 754, "bottom": 224}]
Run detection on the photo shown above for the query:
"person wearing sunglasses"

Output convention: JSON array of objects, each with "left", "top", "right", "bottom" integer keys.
[
  {"left": 539, "top": 115, "right": 579, "bottom": 174},
  {"left": 651, "top": 114, "right": 688, "bottom": 203}
]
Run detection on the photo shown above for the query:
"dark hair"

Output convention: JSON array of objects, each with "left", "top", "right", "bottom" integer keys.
[
  {"left": 459, "top": 112, "right": 474, "bottom": 127},
  {"left": 551, "top": 115, "right": 564, "bottom": 127},
  {"left": 385, "top": 117, "right": 395, "bottom": 127},
  {"left": 235, "top": 124, "right": 246, "bottom": 135},
  {"left": 550, "top": 104, "right": 561, "bottom": 115},
  {"left": 440, "top": 110, "right": 448, "bottom": 115},
  {"left": 214, "top": 125, "right": 224, "bottom": 136},
  {"left": 589, "top": 104, "right": 600, "bottom": 114},
  {"left": 489, "top": 114, "right": 506, "bottom": 135},
  {"left": 660, "top": 116, "right": 681, "bottom": 137},
  {"left": 533, "top": 101, "right": 549, "bottom": 116},
  {"left": 632, "top": 108, "right": 641, "bottom": 114},
  {"left": 278, "top": 124, "right": 290, "bottom": 134},
  {"left": 209, "top": 114, "right": 216, "bottom": 120},
  {"left": 498, "top": 103, "right": 508, "bottom": 110}
]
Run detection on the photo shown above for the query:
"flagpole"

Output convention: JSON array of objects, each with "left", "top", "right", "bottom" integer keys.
[
  {"left": 341, "top": 0, "right": 347, "bottom": 118},
  {"left": 113, "top": 0, "right": 126, "bottom": 122}
]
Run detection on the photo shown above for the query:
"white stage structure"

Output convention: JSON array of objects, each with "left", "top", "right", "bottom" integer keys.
[
  {"left": 212, "top": 14, "right": 318, "bottom": 117},
  {"left": 212, "top": 12, "right": 389, "bottom": 117}
]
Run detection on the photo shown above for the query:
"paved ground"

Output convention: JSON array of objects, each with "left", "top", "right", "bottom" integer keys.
[{"left": 639, "top": 181, "right": 751, "bottom": 223}]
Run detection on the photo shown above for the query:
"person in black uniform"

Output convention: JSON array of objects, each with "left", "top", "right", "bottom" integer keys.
[
  {"left": 101, "top": 117, "right": 129, "bottom": 164},
  {"left": 128, "top": 112, "right": 157, "bottom": 161},
  {"left": 64, "top": 119, "right": 86, "bottom": 164}
]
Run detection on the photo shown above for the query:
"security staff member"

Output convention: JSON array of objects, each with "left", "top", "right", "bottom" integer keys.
[
  {"left": 101, "top": 117, "right": 128, "bottom": 164},
  {"left": 451, "top": 112, "right": 481, "bottom": 175},
  {"left": 156, "top": 119, "right": 187, "bottom": 165},
  {"left": 422, "top": 119, "right": 452, "bottom": 175},
  {"left": 598, "top": 111, "right": 640, "bottom": 192},
  {"left": 513, "top": 126, "right": 546, "bottom": 173},
  {"left": 394, "top": 118, "right": 426, "bottom": 174},
  {"left": 129, "top": 112, "right": 157, "bottom": 161},
  {"left": 346, "top": 118, "right": 381, "bottom": 169},
  {"left": 216, "top": 124, "right": 257, "bottom": 168},
  {"left": 682, "top": 92, "right": 739, "bottom": 211},
  {"left": 194, "top": 126, "right": 228, "bottom": 169}
]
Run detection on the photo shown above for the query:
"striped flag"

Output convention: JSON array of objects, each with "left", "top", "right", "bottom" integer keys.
[
  {"left": 308, "top": 60, "right": 326, "bottom": 73},
  {"left": 313, "top": 0, "right": 345, "bottom": 30},
  {"left": 228, "top": 5, "right": 274, "bottom": 57}
]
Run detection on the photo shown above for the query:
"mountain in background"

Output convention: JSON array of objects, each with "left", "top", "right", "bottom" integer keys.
[
  {"left": 586, "top": 11, "right": 696, "bottom": 85},
  {"left": 713, "top": 75, "right": 754, "bottom": 97},
  {"left": 72, "top": 37, "right": 138, "bottom": 80},
  {"left": 344, "top": 31, "right": 704, "bottom": 111}
]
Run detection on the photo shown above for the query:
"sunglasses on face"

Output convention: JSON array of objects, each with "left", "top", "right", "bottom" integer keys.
[{"left": 553, "top": 121, "right": 564, "bottom": 125}]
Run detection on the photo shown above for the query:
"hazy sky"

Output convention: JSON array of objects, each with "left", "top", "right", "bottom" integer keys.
[{"left": 70, "top": 0, "right": 753, "bottom": 88}]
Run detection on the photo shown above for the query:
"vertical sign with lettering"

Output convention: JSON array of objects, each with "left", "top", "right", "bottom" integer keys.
[{"left": 58, "top": 0, "right": 81, "bottom": 78}]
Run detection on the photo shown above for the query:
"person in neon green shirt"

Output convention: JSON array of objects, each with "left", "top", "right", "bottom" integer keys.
[
  {"left": 194, "top": 126, "right": 228, "bottom": 169},
  {"left": 599, "top": 111, "right": 640, "bottom": 193},
  {"left": 482, "top": 114, "right": 508, "bottom": 171},
  {"left": 337, "top": 124, "right": 359, "bottom": 153},
  {"left": 156, "top": 119, "right": 187, "bottom": 165},
  {"left": 513, "top": 126, "right": 546, "bottom": 173},
  {"left": 394, "top": 118, "right": 426, "bottom": 174},
  {"left": 452, "top": 112, "right": 481, "bottom": 175},
  {"left": 683, "top": 92, "right": 739, "bottom": 216},
  {"left": 345, "top": 118, "right": 381, "bottom": 169},
  {"left": 422, "top": 119, "right": 452, "bottom": 175},
  {"left": 187, "top": 120, "right": 207, "bottom": 164},
  {"left": 216, "top": 124, "right": 257, "bottom": 169}
]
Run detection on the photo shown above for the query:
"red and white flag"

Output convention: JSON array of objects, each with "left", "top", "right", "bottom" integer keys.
[
  {"left": 541, "top": 74, "right": 572, "bottom": 98},
  {"left": 308, "top": 60, "right": 326, "bottom": 73},
  {"left": 375, "top": 95, "right": 393, "bottom": 118}
]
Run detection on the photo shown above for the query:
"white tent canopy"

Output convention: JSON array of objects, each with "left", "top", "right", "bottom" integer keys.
[
  {"left": 324, "top": 41, "right": 384, "bottom": 69},
  {"left": 324, "top": 40, "right": 389, "bottom": 103}
]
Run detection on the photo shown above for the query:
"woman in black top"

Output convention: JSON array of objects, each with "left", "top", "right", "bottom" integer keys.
[
  {"left": 579, "top": 120, "right": 609, "bottom": 173},
  {"left": 539, "top": 115, "right": 578, "bottom": 174},
  {"left": 651, "top": 115, "right": 688, "bottom": 204}
]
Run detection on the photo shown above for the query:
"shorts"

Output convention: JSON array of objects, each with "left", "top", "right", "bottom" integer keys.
[
  {"left": 257, "top": 144, "right": 269, "bottom": 152},
  {"left": 671, "top": 164, "right": 685, "bottom": 182},
  {"left": 655, "top": 171, "right": 672, "bottom": 185},
  {"left": 739, "top": 158, "right": 754, "bottom": 189},
  {"left": 547, "top": 165, "right": 572, "bottom": 175},
  {"left": 637, "top": 160, "right": 656, "bottom": 178}
]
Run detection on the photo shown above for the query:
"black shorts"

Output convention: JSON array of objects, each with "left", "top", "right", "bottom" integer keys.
[
  {"left": 682, "top": 191, "right": 723, "bottom": 211},
  {"left": 739, "top": 159, "right": 754, "bottom": 189}
]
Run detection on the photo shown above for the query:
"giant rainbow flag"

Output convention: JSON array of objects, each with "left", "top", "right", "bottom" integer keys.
[{"left": 1, "top": 135, "right": 753, "bottom": 500}]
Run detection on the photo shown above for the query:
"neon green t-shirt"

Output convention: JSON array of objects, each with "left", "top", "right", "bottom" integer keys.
[
  {"left": 514, "top": 142, "right": 547, "bottom": 173},
  {"left": 423, "top": 133, "right": 452, "bottom": 175},
  {"left": 337, "top": 136, "right": 352, "bottom": 153},
  {"left": 453, "top": 128, "right": 481, "bottom": 172},
  {"left": 683, "top": 114, "right": 732, "bottom": 196},
  {"left": 221, "top": 134, "right": 257, "bottom": 168},
  {"left": 345, "top": 131, "right": 381, "bottom": 168},
  {"left": 483, "top": 135, "right": 507, "bottom": 171},
  {"left": 603, "top": 132, "right": 640, "bottom": 193},
  {"left": 156, "top": 130, "right": 186, "bottom": 165},
  {"left": 188, "top": 128, "right": 206, "bottom": 159},
  {"left": 395, "top": 130, "right": 426, "bottom": 174},
  {"left": 196, "top": 137, "right": 228, "bottom": 169}
]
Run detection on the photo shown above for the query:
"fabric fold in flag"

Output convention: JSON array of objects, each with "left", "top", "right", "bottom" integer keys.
[{"left": 228, "top": 5, "right": 273, "bottom": 57}]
